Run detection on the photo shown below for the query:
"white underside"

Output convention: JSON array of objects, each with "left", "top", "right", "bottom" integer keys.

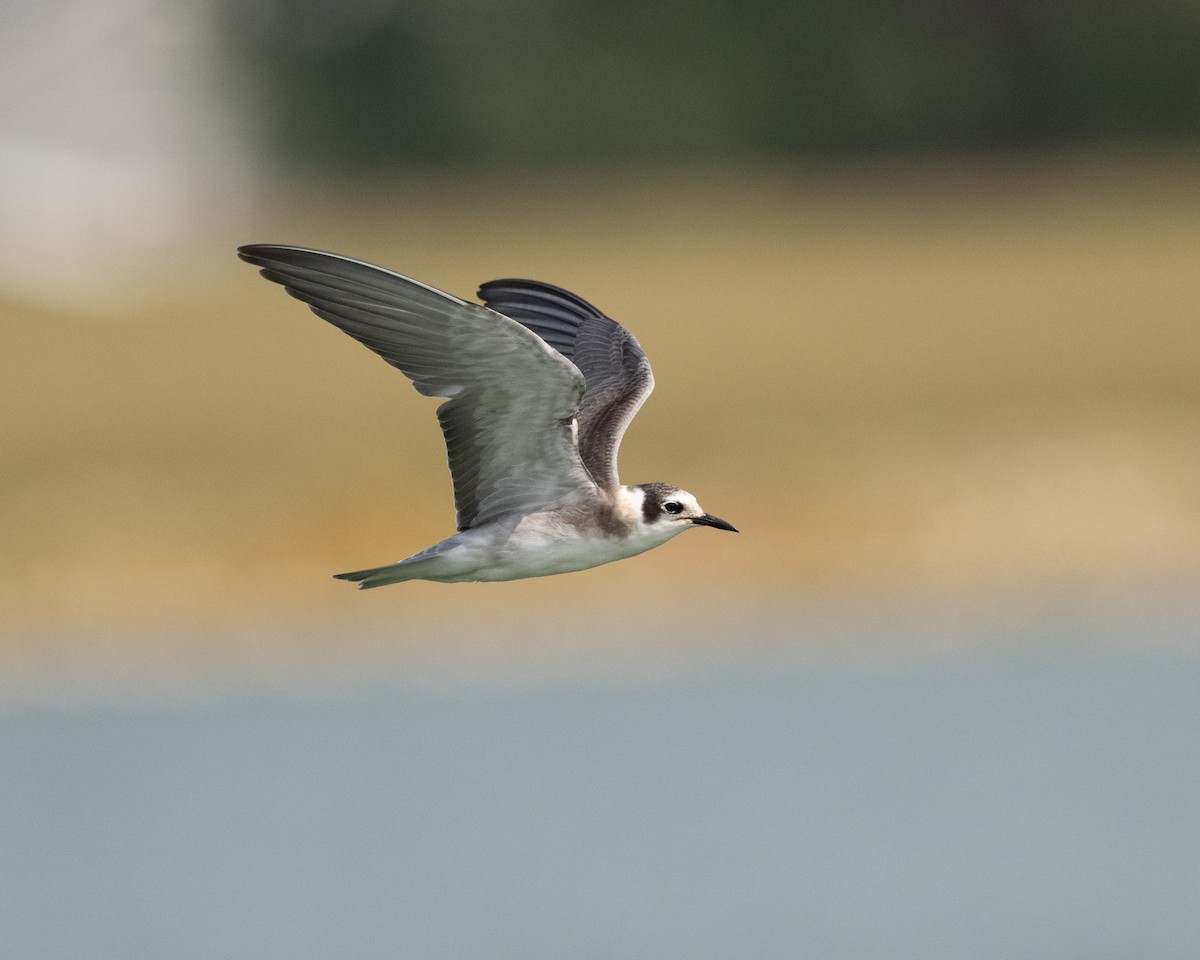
[{"left": 401, "top": 511, "right": 688, "bottom": 583}]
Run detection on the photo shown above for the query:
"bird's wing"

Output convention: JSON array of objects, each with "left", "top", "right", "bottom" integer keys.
[
  {"left": 477, "top": 279, "right": 654, "bottom": 490},
  {"left": 239, "top": 245, "right": 597, "bottom": 531}
]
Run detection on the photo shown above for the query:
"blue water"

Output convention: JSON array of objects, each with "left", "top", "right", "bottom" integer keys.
[{"left": 2, "top": 635, "right": 1198, "bottom": 959}]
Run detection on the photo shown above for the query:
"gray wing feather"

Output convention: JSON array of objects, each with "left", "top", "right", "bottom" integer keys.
[
  {"left": 476, "top": 279, "right": 654, "bottom": 489},
  {"left": 239, "top": 245, "right": 596, "bottom": 530}
]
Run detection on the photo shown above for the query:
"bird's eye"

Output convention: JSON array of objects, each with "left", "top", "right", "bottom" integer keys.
[{"left": 663, "top": 501, "right": 683, "bottom": 515}]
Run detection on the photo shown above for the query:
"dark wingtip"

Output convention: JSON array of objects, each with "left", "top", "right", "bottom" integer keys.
[{"left": 238, "top": 243, "right": 289, "bottom": 266}]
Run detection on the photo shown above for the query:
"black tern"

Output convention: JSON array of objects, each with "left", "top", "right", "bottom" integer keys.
[{"left": 238, "top": 245, "right": 737, "bottom": 587}]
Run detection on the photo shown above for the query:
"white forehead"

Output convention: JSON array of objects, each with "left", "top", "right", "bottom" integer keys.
[{"left": 670, "top": 490, "right": 702, "bottom": 513}]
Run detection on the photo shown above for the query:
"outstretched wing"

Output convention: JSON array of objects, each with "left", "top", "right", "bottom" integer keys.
[
  {"left": 238, "top": 245, "right": 597, "bottom": 530},
  {"left": 477, "top": 279, "right": 654, "bottom": 490}
]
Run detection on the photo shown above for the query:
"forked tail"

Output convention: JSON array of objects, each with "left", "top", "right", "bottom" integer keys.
[
  {"left": 333, "top": 562, "right": 423, "bottom": 590},
  {"left": 333, "top": 533, "right": 476, "bottom": 588}
]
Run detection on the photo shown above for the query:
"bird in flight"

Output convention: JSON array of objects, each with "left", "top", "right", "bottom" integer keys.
[{"left": 238, "top": 245, "right": 736, "bottom": 587}]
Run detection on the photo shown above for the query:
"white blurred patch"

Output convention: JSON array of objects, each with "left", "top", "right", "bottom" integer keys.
[{"left": 0, "top": 0, "right": 255, "bottom": 313}]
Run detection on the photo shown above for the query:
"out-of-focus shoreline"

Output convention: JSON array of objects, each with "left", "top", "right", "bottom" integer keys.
[{"left": 4, "top": 153, "right": 1199, "bottom": 652}]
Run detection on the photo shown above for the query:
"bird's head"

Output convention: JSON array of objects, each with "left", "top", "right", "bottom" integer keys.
[{"left": 636, "top": 482, "right": 737, "bottom": 535}]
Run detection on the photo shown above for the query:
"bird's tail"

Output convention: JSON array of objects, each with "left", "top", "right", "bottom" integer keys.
[
  {"left": 333, "top": 562, "right": 424, "bottom": 590},
  {"left": 334, "top": 534, "right": 475, "bottom": 588}
]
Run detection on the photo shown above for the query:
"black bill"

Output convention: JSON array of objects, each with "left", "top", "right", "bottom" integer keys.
[{"left": 692, "top": 513, "right": 738, "bottom": 532}]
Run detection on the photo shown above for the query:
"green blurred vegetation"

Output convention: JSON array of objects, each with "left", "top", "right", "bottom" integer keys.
[{"left": 220, "top": 0, "right": 1200, "bottom": 170}]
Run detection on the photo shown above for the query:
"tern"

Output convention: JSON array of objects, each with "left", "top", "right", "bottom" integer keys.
[{"left": 238, "top": 245, "right": 737, "bottom": 587}]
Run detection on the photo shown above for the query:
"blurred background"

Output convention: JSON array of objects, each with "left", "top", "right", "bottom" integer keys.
[{"left": 3, "top": 1, "right": 1199, "bottom": 957}]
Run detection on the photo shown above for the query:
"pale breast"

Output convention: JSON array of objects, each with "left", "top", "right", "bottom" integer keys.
[{"left": 483, "top": 511, "right": 676, "bottom": 579}]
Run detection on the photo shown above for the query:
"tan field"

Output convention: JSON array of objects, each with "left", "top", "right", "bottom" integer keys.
[{"left": 4, "top": 152, "right": 1198, "bottom": 661}]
